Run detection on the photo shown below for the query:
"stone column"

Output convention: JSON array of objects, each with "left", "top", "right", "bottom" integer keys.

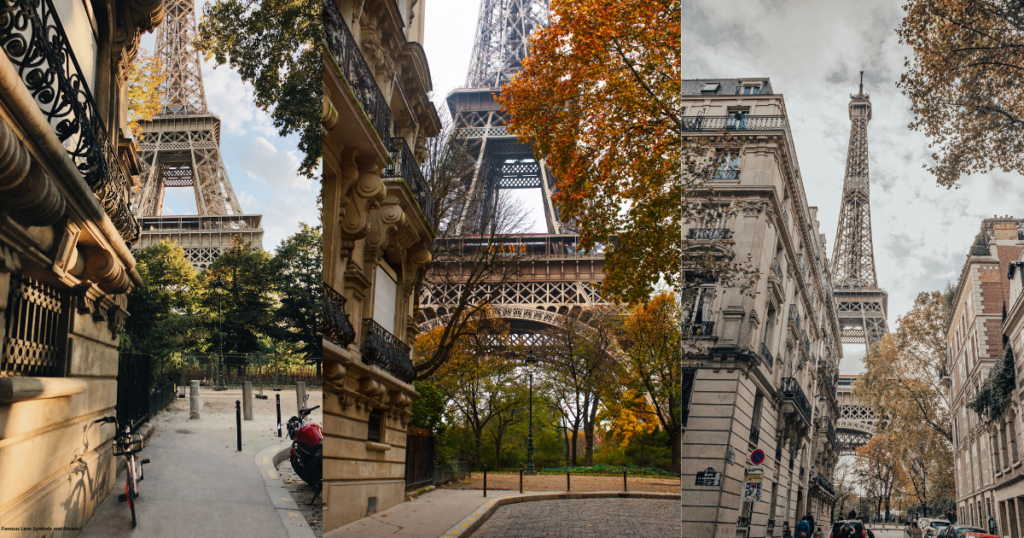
[
  {"left": 242, "top": 381, "right": 253, "bottom": 420},
  {"left": 190, "top": 380, "right": 200, "bottom": 419}
]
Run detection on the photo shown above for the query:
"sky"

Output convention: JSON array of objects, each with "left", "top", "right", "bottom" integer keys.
[
  {"left": 682, "top": 0, "right": 1024, "bottom": 374},
  {"left": 137, "top": 4, "right": 317, "bottom": 253}
]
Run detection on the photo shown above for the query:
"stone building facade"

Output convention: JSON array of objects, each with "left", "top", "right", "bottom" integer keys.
[
  {"left": 0, "top": 0, "right": 161, "bottom": 534},
  {"left": 322, "top": 0, "right": 440, "bottom": 531},
  {"left": 997, "top": 245, "right": 1024, "bottom": 537},
  {"left": 680, "top": 79, "right": 843, "bottom": 538},
  {"left": 945, "top": 217, "right": 1024, "bottom": 533}
]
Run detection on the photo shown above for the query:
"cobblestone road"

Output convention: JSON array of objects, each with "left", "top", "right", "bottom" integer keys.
[
  {"left": 449, "top": 472, "right": 680, "bottom": 493},
  {"left": 471, "top": 498, "right": 680, "bottom": 538}
]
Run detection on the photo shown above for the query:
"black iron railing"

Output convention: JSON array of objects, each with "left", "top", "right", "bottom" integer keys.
[
  {"left": 687, "top": 228, "right": 729, "bottom": 240},
  {"left": 324, "top": 0, "right": 391, "bottom": 142},
  {"left": 761, "top": 343, "right": 774, "bottom": 369},
  {"left": 682, "top": 321, "right": 714, "bottom": 337},
  {"left": 800, "top": 331, "right": 810, "bottom": 350},
  {"left": 149, "top": 382, "right": 175, "bottom": 416},
  {"left": 405, "top": 430, "right": 435, "bottom": 490},
  {"left": 323, "top": 282, "right": 356, "bottom": 347},
  {"left": 814, "top": 472, "right": 835, "bottom": 496},
  {"left": 1, "top": 0, "right": 139, "bottom": 243},
  {"left": 749, "top": 425, "right": 760, "bottom": 445},
  {"left": 824, "top": 416, "right": 837, "bottom": 448},
  {"left": 781, "top": 377, "right": 811, "bottom": 424},
  {"left": 682, "top": 115, "right": 787, "bottom": 132},
  {"left": 361, "top": 318, "right": 416, "bottom": 383},
  {"left": 383, "top": 137, "right": 434, "bottom": 226},
  {"left": 788, "top": 304, "right": 801, "bottom": 330},
  {"left": 773, "top": 258, "right": 783, "bottom": 281},
  {"left": 117, "top": 352, "right": 151, "bottom": 431},
  {"left": 711, "top": 168, "right": 740, "bottom": 180}
]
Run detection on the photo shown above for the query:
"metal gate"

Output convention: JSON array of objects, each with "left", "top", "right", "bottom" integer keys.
[
  {"left": 404, "top": 429, "right": 434, "bottom": 490},
  {"left": 117, "top": 352, "right": 151, "bottom": 431}
]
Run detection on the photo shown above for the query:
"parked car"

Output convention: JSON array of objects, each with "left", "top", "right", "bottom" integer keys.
[
  {"left": 922, "top": 519, "right": 952, "bottom": 538},
  {"left": 935, "top": 524, "right": 999, "bottom": 538},
  {"left": 830, "top": 520, "right": 868, "bottom": 538}
]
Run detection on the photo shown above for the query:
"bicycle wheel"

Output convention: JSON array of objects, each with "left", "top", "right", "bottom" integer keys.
[{"left": 126, "top": 462, "right": 137, "bottom": 528}]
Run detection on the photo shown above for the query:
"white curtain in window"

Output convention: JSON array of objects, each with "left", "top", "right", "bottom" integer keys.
[{"left": 373, "top": 265, "right": 398, "bottom": 334}]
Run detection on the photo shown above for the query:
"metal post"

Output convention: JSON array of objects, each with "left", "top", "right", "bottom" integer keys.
[
  {"left": 623, "top": 465, "right": 627, "bottom": 492},
  {"left": 217, "top": 289, "right": 224, "bottom": 391},
  {"left": 235, "top": 400, "right": 242, "bottom": 451},
  {"left": 567, "top": 470, "right": 570, "bottom": 492},
  {"left": 525, "top": 368, "right": 535, "bottom": 475},
  {"left": 483, "top": 464, "right": 487, "bottom": 498},
  {"left": 276, "top": 394, "right": 282, "bottom": 437},
  {"left": 519, "top": 463, "right": 523, "bottom": 494}
]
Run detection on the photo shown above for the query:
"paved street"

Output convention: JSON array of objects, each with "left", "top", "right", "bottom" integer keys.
[
  {"left": 470, "top": 498, "right": 680, "bottom": 538},
  {"left": 81, "top": 387, "right": 321, "bottom": 537},
  {"left": 326, "top": 489, "right": 520, "bottom": 538},
  {"left": 449, "top": 472, "right": 681, "bottom": 493}
]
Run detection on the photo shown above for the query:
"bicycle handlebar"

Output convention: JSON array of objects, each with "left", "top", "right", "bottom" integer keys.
[{"left": 94, "top": 416, "right": 118, "bottom": 425}]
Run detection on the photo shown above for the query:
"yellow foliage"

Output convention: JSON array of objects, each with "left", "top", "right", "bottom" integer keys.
[{"left": 126, "top": 50, "right": 165, "bottom": 140}]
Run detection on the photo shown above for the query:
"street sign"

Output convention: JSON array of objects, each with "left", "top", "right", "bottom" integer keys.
[
  {"left": 750, "top": 448, "right": 766, "bottom": 465},
  {"left": 695, "top": 467, "right": 721, "bottom": 486},
  {"left": 743, "top": 481, "right": 762, "bottom": 502}
]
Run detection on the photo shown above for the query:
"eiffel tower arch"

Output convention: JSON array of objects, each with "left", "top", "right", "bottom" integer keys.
[{"left": 131, "top": 0, "right": 264, "bottom": 270}]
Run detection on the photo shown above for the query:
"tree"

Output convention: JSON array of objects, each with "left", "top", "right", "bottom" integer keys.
[
  {"left": 855, "top": 436, "right": 903, "bottom": 522},
  {"left": 619, "top": 291, "right": 683, "bottom": 473},
  {"left": 272, "top": 223, "right": 322, "bottom": 358},
  {"left": 854, "top": 290, "right": 954, "bottom": 512},
  {"left": 500, "top": 0, "right": 751, "bottom": 303},
  {"left": 897, "top": 0, "right": 1024, "bottom": 188},
  {"left": 195, "top": 0, "right": 321, "bottom": 177},
  {"left": 542, "top": 307, "right": 618, "bottom": 466},
  {"left": 125, "top": 49, "right": 164, "bottom": 140},
  {"left": 201, "top": 236, "right": 278, "bottom": 353}
]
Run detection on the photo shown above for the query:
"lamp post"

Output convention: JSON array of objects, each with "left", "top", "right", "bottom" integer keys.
[
  {"left": 213, "top": 278, "right": 225, "bottom": 391},
  {"left": 525, "top": 350, "right": 537, "bottom": 475}
]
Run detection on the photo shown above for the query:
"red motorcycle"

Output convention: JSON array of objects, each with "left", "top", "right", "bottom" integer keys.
[{"left": 286, "top": 395, "right": 322, "bottom": 501}]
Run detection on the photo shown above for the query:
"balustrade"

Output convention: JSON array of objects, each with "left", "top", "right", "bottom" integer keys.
[
  {"left": 324, "top": 0, "right": 392, "bottom": 142},
  {"left": 781, "top": 377, "right": 811, "bottom": 424},
  {"left": 383, "top": 137, "right": 434, "bottom": 226},
  {"left": 323, "top": 282, "right": 356, "bottom": 347},
  {"left": 687, "top": 228, "right": 729, "bottom": 240},
  {"left": 360, "top": 318, "right": 416, "bottom": 383}
]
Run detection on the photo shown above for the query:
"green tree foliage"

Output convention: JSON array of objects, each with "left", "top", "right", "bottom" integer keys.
[
  {"left": 410, "top": 380, "right": 448, "bottom": 434},
  {"left": 202, "top": 236, "right": 278, "bottom": 353},
  {"left": 195, "top": 0, "right": 321, "bottom": 177},
  {"left": 123, "top": 241, "right": 203, "bottom": 365},
  {"left": 967, "top": 344, "right": 1016, "bottom": 419},
  {"left": 272, "top": 223, "right": 321, "bottom": 355}
]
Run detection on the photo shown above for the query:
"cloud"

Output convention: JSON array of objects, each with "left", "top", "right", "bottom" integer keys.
[{"left": 684, "top": 0, "right": 1024, "bottom": 373}]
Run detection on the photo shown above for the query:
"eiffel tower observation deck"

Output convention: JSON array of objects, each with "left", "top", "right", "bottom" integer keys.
[
  {"left": 830, "top": 73, "right": 889, "bottom": 349},
  {"left": 131, "top": 0, "right": 263, "bottom": 270},
  {"left": 420, "top": 0, "right": 608, "bottom": 337}
]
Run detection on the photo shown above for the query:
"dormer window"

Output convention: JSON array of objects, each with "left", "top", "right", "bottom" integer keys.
[
  {"left": 742, "top": 84, "right": 761, "bottom": 95},
  {"left": 701, "top": 82, "right": 720, "bottom": 93}
]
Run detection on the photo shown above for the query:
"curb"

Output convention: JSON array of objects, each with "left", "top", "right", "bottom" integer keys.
[
  {"left": 439, "top": 491, "right": 681, "bottom": 538},
  {"left": 255, "top": 441, "right": 317, "bottom": 538}
]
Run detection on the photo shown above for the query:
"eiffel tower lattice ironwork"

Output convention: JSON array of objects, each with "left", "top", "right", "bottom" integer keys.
[
  {"left": 131, "top": 0, "right": 263, "bottom": 270},
  {"left": 422, "top": 0, "right": 607, "bottom": 340},
  {"left": 829, "top": 72, "right": 888, "bottom": 349}
]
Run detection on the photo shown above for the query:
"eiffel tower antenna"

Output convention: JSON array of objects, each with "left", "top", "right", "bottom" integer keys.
[
  {"left": 132, "top": 0, "right": 263, "bottom": 270},
  {"left": 830, "top": 73, "right": 889, "bottom": 347},
  {"left": 465, "top": 0, "right": 549, "bottom": 89}
]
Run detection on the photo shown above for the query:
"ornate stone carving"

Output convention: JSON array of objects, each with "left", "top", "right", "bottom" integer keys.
[
  {"left": 0, "top": 114, "right": 66, "bottom": 226},
  {"left": 339, "top": 154, "right": 386, "bottom": 259}
]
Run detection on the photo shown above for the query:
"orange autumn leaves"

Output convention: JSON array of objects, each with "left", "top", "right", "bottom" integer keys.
[{"left": 500, "top": 0, "right": 681, "bottom": 304}]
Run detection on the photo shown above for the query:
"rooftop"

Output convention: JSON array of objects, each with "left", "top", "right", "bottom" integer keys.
[{"left": 681, "top": 78, "right": 774, "bottom": 96}]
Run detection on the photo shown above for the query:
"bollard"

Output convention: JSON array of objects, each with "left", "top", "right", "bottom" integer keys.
[
  {"left": 296, "top": 381, "right": 306, "bottom": 415},
  {"left": 519, "top": 464, "right": 523, "bottom": 494},
  {"left": 567, "top": 470, "right": 570, "bottom": 492},
  {"left": 483, "top": 464, "right": 487, "bottom": 498},
  {"left": 189, "top": 380, "right": 200, "bottom": 419},
  {"left": 235, "top": 400, "right": 242, "bottom": 451},
  {"left": 242, "top": 381, "right": 253, "bottom": 420},
  {"left": 276, "top": 394, "right": 282, "bottom": 437},
  {"left": 623, "top": 465, "right": 627, "bottom": 492}
]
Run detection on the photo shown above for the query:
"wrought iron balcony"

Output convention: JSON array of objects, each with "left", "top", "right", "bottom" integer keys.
[
  {"left": 788, "top": 305, "right": 801, "bottom": 330},
  {"left": 823, "top": 416, "right": 837, "bottom": 448},
  {"left": 682, "top": 115, "right": 788, "bottom": 133},
  {"left": 1, "top": 0, "right": 139, "bottom": 244},
  {"left": 323, "top": 282, "right": 356, "bottom": 348},
  {"left": 773, "top": 258, "right": 783, "bottom": 281},
  {"left": 781, "top": 377, "right": 811, "bottom": 424},
  {"left": 687, "top": 227, "right": 729, "bottom": 240},
  {"left": 360, "top": 318, "right": 416, "bottom": 383},
  {"left": 711, "top": 168, "right": 740, "bottom": 180},
  {"left": 383, "top": 137, "right": 434, "bottom": 227},
  {"left": 324, "top": 0, "right": 392, "bottom": 142},
  {"left": 814, "top": 472, "right": 836, "bottom": 496},
  {"left": 749, "top": 425, "right": 760, "bottom": 445},
  {"left": 761, "top": 343, "right": 774, "bottom": 369},
  {"left": 800, "top": 331, "right": 810, "bottom": 350},
  {"left": 682, "top": 321, "right": 714, "bottom": 337}
]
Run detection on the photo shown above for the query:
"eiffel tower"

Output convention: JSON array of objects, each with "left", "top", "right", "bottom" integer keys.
[
  {"left": 420, "top": 0, "right": 607, "bottom": 340},
  {"left": 830, "top": 72, "right": 889, "bottom": 349},
  {"left": 131, "top": 0, "right": 264, "bottom": 270}
]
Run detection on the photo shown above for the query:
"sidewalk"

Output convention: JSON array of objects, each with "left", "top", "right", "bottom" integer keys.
[
  {"left": 81, "top": 387, "right": 321, "bottom": 537},
  {"left": 325, "top": 488, "right": 519, "bottom": 538}
]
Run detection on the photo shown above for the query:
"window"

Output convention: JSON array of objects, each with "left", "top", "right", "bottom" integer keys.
[
  {"left": 742, "top": 85, "right": 761, "bottom": 95},
  {"left": 713, "top": 150, "right": 741, "bottom": 180},
  {"left": 373, "top": 262, "right": 399, "bottom": 334},
  {"left": 750, "top": 392, "right": 764, "bottom": 444},
  {"left": 726, "top": 110, "right": 749, "bottom": 130},
  {"left": 701, "top": 82, "right": 720, "bottom": 93},
  {"left": 2, "top": 274, "right": 66, "bottom": 377},
  {"left": 681, "top": 276, "right": 716, "bottom": 328},
  {"left": 681, "top": 370, "right": 696, "bottom": 428},
  {"left": 367, "top": 409, "right": 382, "bottom": 442}
]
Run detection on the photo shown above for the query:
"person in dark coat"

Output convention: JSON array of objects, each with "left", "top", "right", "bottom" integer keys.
[{"left": 848, "top": 509, "right": 857, "bottom": 520}]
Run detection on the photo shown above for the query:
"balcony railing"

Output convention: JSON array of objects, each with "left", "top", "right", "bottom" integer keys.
[
  {"left": 361, "top": 318, "right": 416, "bottom": 383},
  {"left": 711, "top": 168, "right": 740, "bottom": 180},
  {"left": 824, "top": 416, "right": 837, "bottom": 448},
  {"left": 737, "top": 516, "right": 751, "bottom": 529},
  {"left": 781, "top": 377, "right": 811, "bottom": 424},
  {"left": 800, "top": 331, "right": 810, "bottom": 350},
  {"left": 324, "top": 0, "right": 392, "bottom": 142},
  {"left": 761, "top": 343, "right": 774, "bottom": 369},
  {"left": 682, "top": 115, "right": 788, "bottom": 132},
  {"left": 323, "top": 282, "right": 356, "bottom": 348},
  {"left": 383, "top": 137, "right": 434, "bottom": 227},
  {"left": 687, "top": 227, "right": 729, "bottom": 240},
  {"left": 682, "top": 321, "right": 714, "bottom": 337},
  {"left": 814, "top": 473, "right": 836, "bottom": 496},
  {"left": 773, "top": 258, "right": 783, "bottom": 281},
  {"left": 788, "top": 305, "right": 801, "bottom": 330},
  {"left": 2, "top": 0, "right": 139, "bottom": 244}
]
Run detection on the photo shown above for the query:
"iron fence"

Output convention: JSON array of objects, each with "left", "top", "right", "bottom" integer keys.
[
  {"left": 1, "top": 0, "right": 138, "bottom": 243},
  {"left": 149, "top": 382, "right": 175, "bottom": 415},
  {"left": 177, "top": 358, "right": 322, "bottom": 389},
  {"left": 117, "top": 352, "right": 151, "bottom": 431},
  {"left": 404, "top": 430, "right": 435, "bottom": 490},
  {"left": 434, "top": 461, "right": 470, "bottom": 486},
  {"left": 323, "top": 0, "right": 391, "bottom": 142}
]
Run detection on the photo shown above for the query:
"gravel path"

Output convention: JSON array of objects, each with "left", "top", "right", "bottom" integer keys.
[{"left": 471, "top": 498, "right": 681, "bottom": 538}]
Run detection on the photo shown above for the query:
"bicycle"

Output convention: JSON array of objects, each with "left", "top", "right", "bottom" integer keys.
[{"left": 93, "top": 416, "right": 150, "bottom": 528}]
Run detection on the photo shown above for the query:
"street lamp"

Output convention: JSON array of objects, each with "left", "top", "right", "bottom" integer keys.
[
  {"left": 213, "top": 277, "right": 225, "bottom": 391},
  {"left": 525, "top": 350, "right": 538, "bottom": 475}
]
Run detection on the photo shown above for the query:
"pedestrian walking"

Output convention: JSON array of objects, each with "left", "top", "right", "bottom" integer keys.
[
  {"left": 796, "top": 515, "right": 813, "bottom": 538},
  {"left": 848, "top": 509, "right": 858, "bottom": 520}
]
